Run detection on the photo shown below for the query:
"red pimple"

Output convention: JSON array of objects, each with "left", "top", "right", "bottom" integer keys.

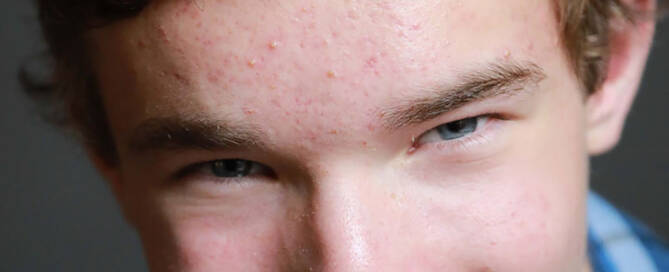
[
  {"left": 156, "top": 26, "right": 169, "bottom": 43},
  {"left": 365, "top": 57, "right": 378, "bottom": 68},
  {"left": 207, "top": 72, "right": 219, "bottom": 83},
  {"left": 247, "top": 59, "right": 257, "bottom": 68},
  {"left": 136, "top": 40, "right": 146, "bottom": 49}
]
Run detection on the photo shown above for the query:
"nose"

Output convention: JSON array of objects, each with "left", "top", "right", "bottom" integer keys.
[{"left": 307, "top": 170, "right": 390, "bottom": 271}]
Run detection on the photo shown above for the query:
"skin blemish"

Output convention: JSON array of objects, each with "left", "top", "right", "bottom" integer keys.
[
  {"left": 247, "top": 59, "right": 257, "bottom": 68},
  {"left": 207, "top": 72, "right": 219, "bottom": 83},
  {"left": 268, "top": 41, "right": 279, "bottom": 49},
  {"left": 367, "top": 123, "right": 376, "bottom": 132},
  {"left": 243, "top": 108, "right": 256, "bottom": 115},
  {"left": 504, "top": 50, "right": 511, "bottom": 58},
  {"left": 155, "top": 25, "right": 169, "bottom": 43},
  {"left": 136, "top": 40, "right": 146, "bottom": 49},
  {"left": 327, "top": 70, "right": 337, "bottom": 78},
  {"left": 172, "top": 72, "right": 189, "bottom": 85},
  {"left": 365, "top": 57, "right": 378, "bottom": 68},
  {"left": 329, "top": 129, "right": 338, "bottom": 135}
]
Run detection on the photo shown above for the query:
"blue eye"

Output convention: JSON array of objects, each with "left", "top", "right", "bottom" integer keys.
[
  {"left": 435, "top": 117, "right": 479, "bottom": 140},
  {"left": 415, "top": 115, "right": 490, "bottom": 146},
  {"left": 210, "top": 159, "right": 255, "bottom": 178}
]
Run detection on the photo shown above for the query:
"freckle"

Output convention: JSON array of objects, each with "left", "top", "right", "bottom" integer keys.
[
  {"left": 391, "top": 193, "right": 397, "bottom": 199},
  {"left": 327, "top": 70, "right": 337, "bottom": 78},
  {"left": 136, "top": 40, "right": 146, "bottom": 49},
  {"left": 329, "top": 129, "right": 338, "bottom": 135},
  {"left": 269, "top": 84, "right": 277, "bottom": 90}
]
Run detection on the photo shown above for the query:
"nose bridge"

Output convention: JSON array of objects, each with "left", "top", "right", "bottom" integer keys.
[{"left": 309, "top": 166, "right": 380, "bottom": 271}]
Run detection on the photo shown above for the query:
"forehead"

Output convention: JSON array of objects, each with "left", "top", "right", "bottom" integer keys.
[{"left": 91, "top": 0, "right": 562, "bottom": 153}]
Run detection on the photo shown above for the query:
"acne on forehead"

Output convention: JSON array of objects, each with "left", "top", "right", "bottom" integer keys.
[{"left": 99, "top": 0, "right": 562, "bottom": 148}]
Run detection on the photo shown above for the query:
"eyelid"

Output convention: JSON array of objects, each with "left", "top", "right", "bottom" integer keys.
[
  {"left": 412, "top": 114, "right": 504, "bottom": 155},
  {"left": 174, "top": 159, "right": 273, "bottom": 182},
  {"left": 416, "top": 115, "right": 489, "bottom": 145}
]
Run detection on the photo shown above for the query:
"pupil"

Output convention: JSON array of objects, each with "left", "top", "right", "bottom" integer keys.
[
  {"left": 437, "top": 117, "right": 478, "bottom": 140},
  {"left": 447, "top": 120, "right": 467, "bottom": 132},
  {"left": 212, "top": 160, "right": 252, "bottom": 177}
]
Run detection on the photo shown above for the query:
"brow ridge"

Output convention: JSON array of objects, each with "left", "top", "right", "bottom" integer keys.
[
  {"left": 380, "top": 61, "right": 546, "bottom": 129},
  {"left": 127, "top": 117, "right": 263, "bottom": 153}
]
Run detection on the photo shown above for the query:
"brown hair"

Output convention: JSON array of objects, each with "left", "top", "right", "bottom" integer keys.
[{"left": 21, "top": 0, "right": 664, "bottom": 165}]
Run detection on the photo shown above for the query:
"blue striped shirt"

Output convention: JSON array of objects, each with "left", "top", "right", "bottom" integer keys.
[{"left": 588, "top": 192, "right": 669, "bottom": 272}]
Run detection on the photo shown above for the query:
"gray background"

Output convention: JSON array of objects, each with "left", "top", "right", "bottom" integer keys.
[{"left": 1, "top": 2, "right": 668, "bottom": 271}]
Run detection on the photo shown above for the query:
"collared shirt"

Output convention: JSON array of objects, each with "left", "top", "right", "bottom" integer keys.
[{"left": 588, "top": 192, "right": 669, "bottom": 272}]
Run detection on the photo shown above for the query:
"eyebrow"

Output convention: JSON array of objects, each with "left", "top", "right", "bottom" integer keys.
[
  {"left": 127, "top": 117, "right": 264, "bottom": 154},
  {"left": 380, "top": 61, "right": 546, "bottom": 129}
]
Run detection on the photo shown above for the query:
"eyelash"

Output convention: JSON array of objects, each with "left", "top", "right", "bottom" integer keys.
[
  {"left": 175, "top": 114, "right": 505, "bottom": 182},
  {"left": 413, "top": 113, "right": 504, "bottom": 155},
  {"left": 174, "top": 159, "right": 273, "bottom": 183}
]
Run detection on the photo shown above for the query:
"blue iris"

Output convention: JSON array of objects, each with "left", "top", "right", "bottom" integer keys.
[{"left": 435, "top": 117, "right": 478, "bottom": 140}]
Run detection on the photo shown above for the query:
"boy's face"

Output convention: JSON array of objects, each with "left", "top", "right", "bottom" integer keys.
[{"left": 91, "top": 0, "right": 596, "bottom": 271}]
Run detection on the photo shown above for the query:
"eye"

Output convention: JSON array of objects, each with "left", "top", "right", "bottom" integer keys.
[
  {"left": 211, "top": 159, "right": 255, "bottom": 178},
  {"left": 417, "top": 116, "right": 489, "bottom": 144},
  {"left": 436, "top": 117, "right": 480, "bottom": 140},
  {"left": 176, "top": 159, "right": 273, "bottom": 181}
]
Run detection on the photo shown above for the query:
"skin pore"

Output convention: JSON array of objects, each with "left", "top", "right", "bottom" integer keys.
[{"left": 84, "top": 0, "right": 654, "bottom": 271}]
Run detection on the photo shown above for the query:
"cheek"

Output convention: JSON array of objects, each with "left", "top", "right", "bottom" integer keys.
[
  {"left": 411, "top": 166, "right": 587, "bottom": 271},
  {"left": 406, "top": 101, "right": 589, "bottom": 270},
  {"left": 135, "top": 187, "right": 320, "bottom": 272}
]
